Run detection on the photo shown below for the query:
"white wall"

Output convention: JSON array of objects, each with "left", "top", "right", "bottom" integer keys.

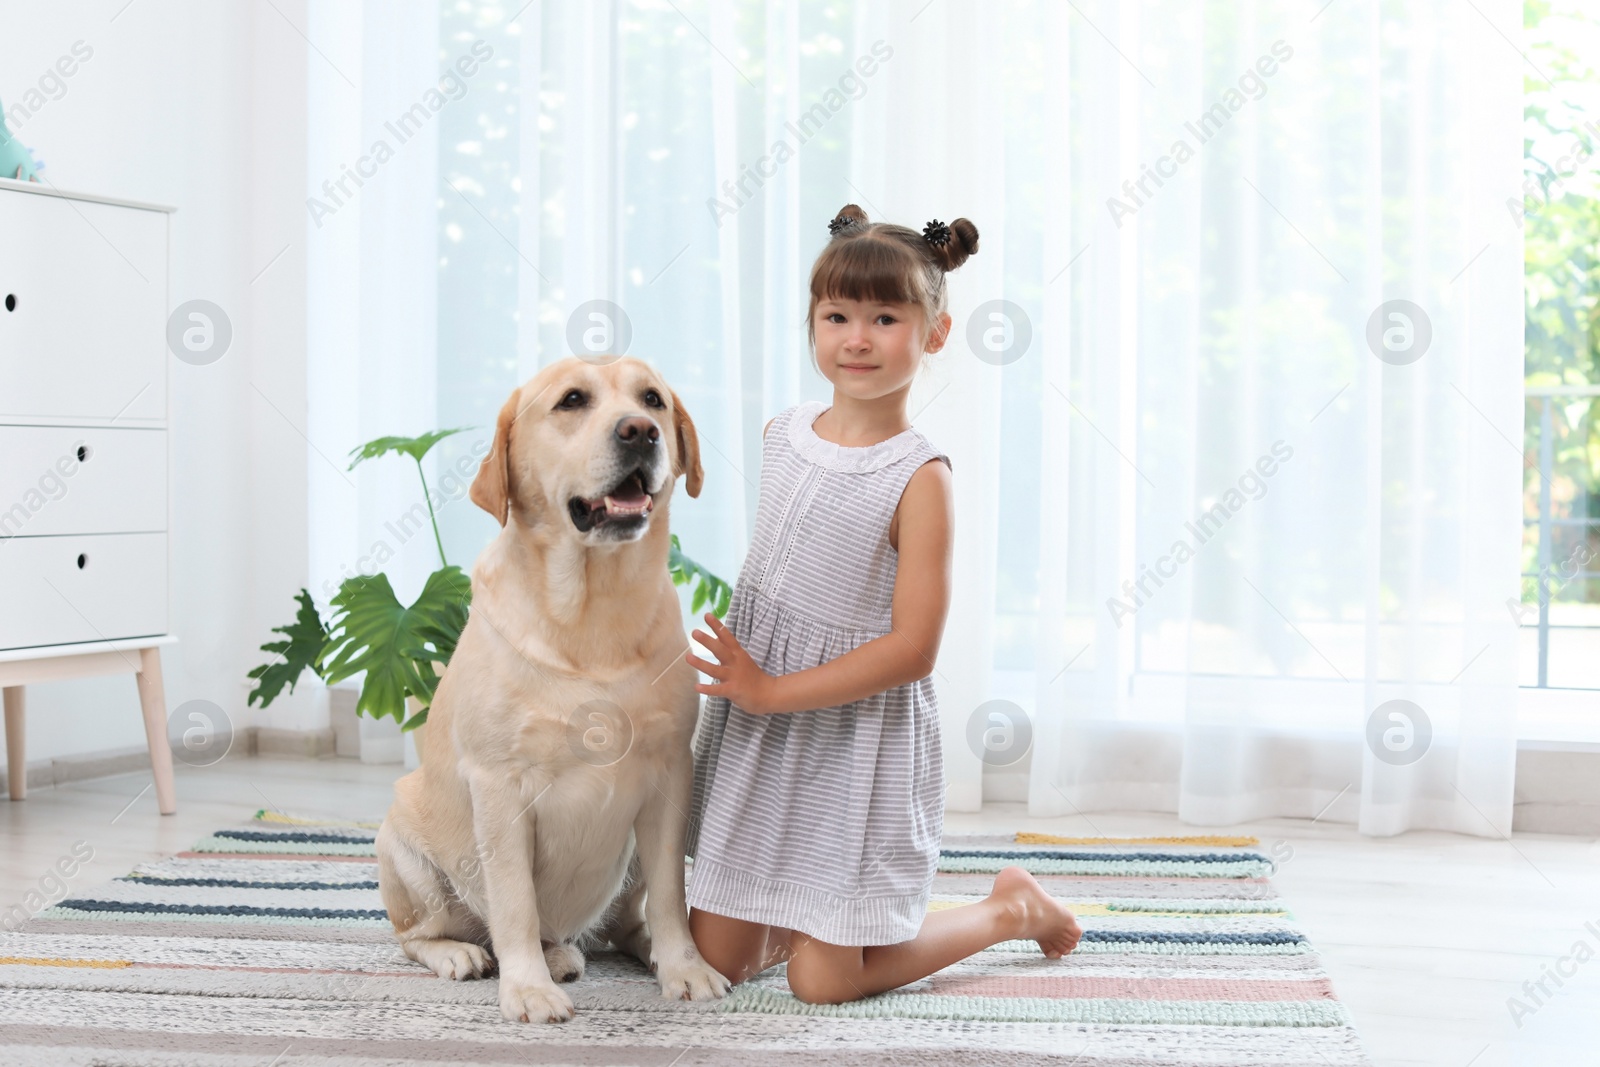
[{"left": 0, "top": 0, "right": 312, "bottom": 761}]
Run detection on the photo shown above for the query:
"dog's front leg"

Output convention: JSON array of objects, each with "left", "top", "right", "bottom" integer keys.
[
  {"left": 468, "top": 767, "right": 574, "bottom": 1023},
  {"left": 636, "top": 754, "right": 733, "bottom": 1001}
]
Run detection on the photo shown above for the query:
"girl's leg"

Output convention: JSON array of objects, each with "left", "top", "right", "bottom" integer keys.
[
  {"left": 784, "top": 866, "right": 1081, "bottom": 1006},
  {"left": 688, "top": 906, "right": 795, "bottom": 985}
]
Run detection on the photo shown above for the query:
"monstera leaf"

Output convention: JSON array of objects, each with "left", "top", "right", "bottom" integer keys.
[
  {"left": 318, "top": 566, "right": 472, "bottom": 730},
  {"left": 670, "top": 533, "right": 732, "bottom": 618},
  {"left": 346, "top": 427, "right": 473, "bottom": 469},
  {"left": 346, "top": 428, "right": 474, "bottom": 569},
  {"left": 246, "top": 588, "right": 329, "bottom": 708}
]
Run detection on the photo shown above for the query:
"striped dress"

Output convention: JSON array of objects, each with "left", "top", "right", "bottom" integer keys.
[{"left": 684, "top": 399, "right": 951, "bottom": 947}]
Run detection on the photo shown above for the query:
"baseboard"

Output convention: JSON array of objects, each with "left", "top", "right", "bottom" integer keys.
[
  {"left": 1513, "top": 802, "right": 1600, "bottom": 835},
  {"left": 1512, "top": 746, "right": 1600, "bottom": 834},
  {"left": 246, "top": 726, "right": 336, "bottom": 759},
  {"left": 0, "top": 743, "right": 156, "bottom": 793},
  {"left": 0, "top": 725, "right": 343, "bottom": 795},
  {"left": 9, "top": 730, "right": 1600, "bottom": 834}
]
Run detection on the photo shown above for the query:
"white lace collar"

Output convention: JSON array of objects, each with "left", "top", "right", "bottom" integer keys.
[{"left": 786, "top": 400, "right": 923, "bottom": 473}]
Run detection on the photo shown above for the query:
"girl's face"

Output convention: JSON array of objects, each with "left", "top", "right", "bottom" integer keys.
[{"left": 812, "top": 297, "right": 951, "bottom": 399}]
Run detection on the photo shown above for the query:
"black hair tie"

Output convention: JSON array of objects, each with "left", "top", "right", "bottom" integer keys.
[
  {"left": 828, "top": 215, "right": 856, "bottom": 236},
  {"left": 922, "top": 219, "right": 951, "bottom": 247}
]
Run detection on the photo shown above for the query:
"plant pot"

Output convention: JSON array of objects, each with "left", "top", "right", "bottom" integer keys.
[{"left": 403, "top": 694, "right": 429, "bottom": 769}]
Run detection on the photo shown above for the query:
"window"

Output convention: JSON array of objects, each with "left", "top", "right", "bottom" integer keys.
[{"left": 1520, "top": 0, "right": 1600, "bottom": 690}]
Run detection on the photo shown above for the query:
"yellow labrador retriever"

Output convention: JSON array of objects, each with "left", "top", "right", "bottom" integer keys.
[{"left": 375, "top": 355, "right": 732, "bottom": 1023}]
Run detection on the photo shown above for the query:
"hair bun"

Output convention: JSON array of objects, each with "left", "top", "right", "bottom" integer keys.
[
  {"left": 827, "top": 204, "right": 869, "bottom": 236},
  {"left": 928, "top": 216, "right": 979, "bottom": 271}
]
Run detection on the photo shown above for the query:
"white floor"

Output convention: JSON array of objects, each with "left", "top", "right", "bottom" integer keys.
[{"left": 3, "top": 755, "right": 1597, "bottom": 1067}]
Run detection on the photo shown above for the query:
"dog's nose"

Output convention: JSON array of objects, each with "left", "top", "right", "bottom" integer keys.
[{"left": 614, "top": 415, "right": 660, "bottom": 454}]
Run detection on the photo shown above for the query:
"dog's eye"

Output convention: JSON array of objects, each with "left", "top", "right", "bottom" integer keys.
[
  {"left": 643, "top": 389, "right": 665, "bottom": 409},
  {"left": 556, "top": 389, "right": 585, "bottom": 410}
]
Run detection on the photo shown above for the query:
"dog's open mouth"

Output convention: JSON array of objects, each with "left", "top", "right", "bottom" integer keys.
[{"left": 568, "top": 470, "right": 653, "bottom": 532}]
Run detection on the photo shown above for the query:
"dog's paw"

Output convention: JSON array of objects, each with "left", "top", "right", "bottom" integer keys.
[
  {"left": 617, "top": 927, "right": 653, "bottom": 970},
  {"left": 543, "top": 941, "right": 585, "bottom": 983},
  {"left": 656, "top": 953, "right": 732, "bottom": 1002},
  {"left": 408, "top": 938, "right": 493, "bottom": 980},
  {"left": 499, "top": 979, "right": 575, "bottom": 1023}
]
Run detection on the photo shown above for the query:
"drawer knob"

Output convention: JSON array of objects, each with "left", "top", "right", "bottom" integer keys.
[
  {"left": 3, "top": 294, "right": 13, "bottom": 312},
  {"left": 76, "top": 553, "right": 88, "bottom": 570},
  {"left": 77, "top": 444, "right": 91, "bottom": 462}
]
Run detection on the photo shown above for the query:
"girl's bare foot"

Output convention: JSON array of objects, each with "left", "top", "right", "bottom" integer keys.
[{"left": 990, "top": 865, "right": 1082, "bottom": 959}]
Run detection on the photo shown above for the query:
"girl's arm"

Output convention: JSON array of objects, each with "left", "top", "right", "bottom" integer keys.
[{"left": 687, "top": 457, "right": 953, "bottom": 715}]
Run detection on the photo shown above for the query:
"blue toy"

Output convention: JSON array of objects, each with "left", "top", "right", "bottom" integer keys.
[{"left": 0, "top": 97, "right": 43, "bottom": 182}]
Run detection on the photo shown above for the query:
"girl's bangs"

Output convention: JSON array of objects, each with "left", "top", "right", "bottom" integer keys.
[{"left": 810, "top": 239, "right": 922, "bottom": 307}]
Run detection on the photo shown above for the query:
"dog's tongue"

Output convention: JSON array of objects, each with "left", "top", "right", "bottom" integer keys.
[
  {"left": 606, "top": 480, "right": 649, "bottom": 506},
  {"left": 586, "top": 474, "right": 650, "bottom": 513}
]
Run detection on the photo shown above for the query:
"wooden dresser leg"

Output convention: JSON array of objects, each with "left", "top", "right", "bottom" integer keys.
[
  {"left": 4, "top": 687, "right": 24, "bottom": 801},
  {"left": 136, "top": 648, "right": 177, "bottom": 815}
]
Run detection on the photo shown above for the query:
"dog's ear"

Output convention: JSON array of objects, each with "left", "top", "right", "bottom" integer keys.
[
  {"left": 471, "top": 388, "right": 521, "bottom": 526},
  {"left": 668, "top": 387, "right": 703, "bottom": 499}
]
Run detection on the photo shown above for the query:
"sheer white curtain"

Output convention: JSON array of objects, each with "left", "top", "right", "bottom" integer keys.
[
  {"left": 1025, "top": 0, "right": 1524, "bottom": 838},
  {"left": 305, "top": 0, "right": 442, "bottom": 616},
  {"left": 312, "top": 0, "right": 1525, "bottom": 837}
]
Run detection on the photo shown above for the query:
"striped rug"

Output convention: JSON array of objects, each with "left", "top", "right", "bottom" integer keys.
[{"left": 0, "top": 813, "right": 1373, "bottom": 1066}]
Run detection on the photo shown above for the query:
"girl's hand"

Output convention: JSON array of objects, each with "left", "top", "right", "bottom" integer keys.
[{"left": 686, "top": 612, "right": 779, "bottom": 715}]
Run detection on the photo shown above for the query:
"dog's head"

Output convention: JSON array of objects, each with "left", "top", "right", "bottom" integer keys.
[{"left": 469, "top": 356, "right": 703, "bottom": 544}]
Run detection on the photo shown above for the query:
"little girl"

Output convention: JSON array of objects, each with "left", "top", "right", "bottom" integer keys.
[{"left": 681, "top": 204, "right": 1081, "bottom": 1006}]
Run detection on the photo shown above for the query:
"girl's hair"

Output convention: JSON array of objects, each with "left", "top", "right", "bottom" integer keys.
[{"left": 805, "top": 204, "right": 980, "bottom": 357}]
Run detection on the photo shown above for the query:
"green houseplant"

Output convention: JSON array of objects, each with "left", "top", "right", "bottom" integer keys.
[{"left": 247, "top": 428, "right": 731, "bottom": 732}]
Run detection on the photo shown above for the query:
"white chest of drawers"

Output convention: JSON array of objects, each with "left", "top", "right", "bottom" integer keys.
[{"left": 0, "top": 177, "right": 180, "bottom": 814}]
